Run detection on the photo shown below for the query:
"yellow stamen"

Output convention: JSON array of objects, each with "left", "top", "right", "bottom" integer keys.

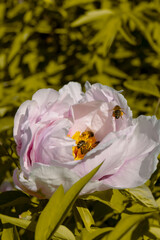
[{"left": 71, "top": 130, "right": 99, "bottom": 160}]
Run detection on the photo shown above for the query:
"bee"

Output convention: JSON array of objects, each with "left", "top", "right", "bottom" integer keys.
[
  {"left": 77, "top": 140, "right": 86, "bottom": 149},
  {"left": 76, "top": 131, "right": 99, "bottom": 156},
  {"left": 81, "top": 131, "right": 94, "bottom": 138},
  {"left": 77, "top": 141, "right": 90, "bottom": 154},
  {"left": 80, "top": 145, "right": 90, "bottom": 155},
  {"left": 77, "top": 140, "right": 100, "bottom": 155},
  {"left": 112, "top": 105, "right": 124, "bottom": 119}
]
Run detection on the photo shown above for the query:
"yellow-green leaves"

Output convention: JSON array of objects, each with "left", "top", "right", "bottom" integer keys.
[
  {"left": 81, "top": 227, "right": 113, "bottom": 240},
  {"left": 1, "top": 224, "right": 20, "bottom": 240},
  {"left": 82, "top": 189, "right": 128, "bottom": 213},
  {"left": 35, "top": 185, "right": 64, "bottom": 240},
  {"left": 35, "top": 163, "right": 102, "bottom": 240},
  {"left": 125, "top": 184, "right": 158, "bottom": 209},
  {"left": 105, "top": 213, "right": 153, "bottom": 240},
  {"left": 53, "top": 225, "right": 76, "bottom": 240},
  {"left": 124, "top": 80, "right": 160, "bottom": 98},
  {"left": 71, "top": 10, "right": 113, "bottom": 27},
  {"left": 75, "top": 199, "right": 95, "bottom": 231},
  {"left": 0, "top": 213, "right": 35, "bottom": 232},
  {"left": 0, "top": 117, "right": 13, "bottom": 132},
  {"left": 0, "top": 3, "right": 6, "bottom": 22},
  {"left": 64, "top": 0, "right": 96, "bottom": 9}
]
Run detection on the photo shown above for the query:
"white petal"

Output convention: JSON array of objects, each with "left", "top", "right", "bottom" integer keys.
[
  {"left": 32, "top": 88, "right": 59, "bottom": 109},
  {"left": 13, "top": 100, "right": 31, "bottom": 141},
  {"left": 14, "top": 163, "right": 80, "bottom": 198},
  {"left": 59, "top": 81, "right": 83, "bottom": 103}
]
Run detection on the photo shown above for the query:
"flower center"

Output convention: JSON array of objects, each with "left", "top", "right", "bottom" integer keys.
[{"left": 72, "top": 130, "right": 99, "bottom": 160}]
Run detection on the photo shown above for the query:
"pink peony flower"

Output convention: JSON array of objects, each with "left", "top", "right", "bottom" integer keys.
[{"left": 13, "top": 82, "right": 160, "bottom": 198}]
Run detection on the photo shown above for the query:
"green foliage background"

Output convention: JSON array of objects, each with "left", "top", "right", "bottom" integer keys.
[{"left": 0, "top": 0, "right": 160, "bottom": 239}]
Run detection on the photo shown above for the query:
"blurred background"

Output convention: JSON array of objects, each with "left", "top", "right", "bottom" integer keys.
[
  {"left": 0, "top": 1, "right": 160, "bottom": 239},
  {"left": 0, "top": 0, "right": 160, "bottom": 200}
]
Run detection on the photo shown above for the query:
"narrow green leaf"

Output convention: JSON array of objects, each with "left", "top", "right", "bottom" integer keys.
[
  {"left": 75, "top": 199, "right": 95, "bottom": 231},
  {"left": 81, "top": 227, "right": 113, "bottom": 240},
  {"left": 8, "top": 34, "right": 22, "bottom": 62},
  {"left": 0, "top": 3, "right": 6, "bottom": 22},
  {"left": 35, "top": 163, "right": 102, "bottom": 240},
  {"left": 71, "top": 10, "right": 113, "bottom": 27},
  {"left": 0, "top": 213, "right": 76, "bottom": 240},
  {"left": 89, "top": 17, "right": 120, "bottom": 56},
  {"left": 105, "top": 213, "right": 153, "bottom": 240},
  {"left": 156, "top": 197, "right": 160, "bottom": 208},
  {"left": 35, "top": 185, "right": 65, "bottom": 240},
  {"left": 0, "top": 213, "right": 36, "bottom": 232},
  {"left": 64, "top": 0, "right": 96, "bottom": 9},
  {"left": 128, "top": 13, "right": 160, "bottom": 54},
  {"left": 119, "top": 26, "right": 136, "bottom": 45},
  {"left": 125, "top": 184, "right": 158, "bottom": 209},
  {"left": 99, "top": 17, "right": 120, "bottom": 56},
  {"left": 124, "top": 80, "right": 160, "bottom": 97},
  {"left": 105, "top": 65, "right": 128, "bottom": 79},
  {"left": 73, "top": 205, "right": 84, "bottom": 232},
  {"left": 8, "top": 28, "right": 32, "bottom": 62}
]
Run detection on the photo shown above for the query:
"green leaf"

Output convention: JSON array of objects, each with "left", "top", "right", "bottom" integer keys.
[
  {"left": 53, "top": 225, "right": 76, "bottom": 240},
  {"left": 119, "top": 25, "right": 136, "bottom": 45},
  {"left": 125, "top": 184, "right": 158, "bottom": 209},
  {"left": 8, "top": 27, "right": 32, "bottom": 62},
  {"left": 8, "top": 55, "right": 20, "bottom": 78},
  {"left": 128, "top": 13, "right": 160, "bottom": 54},
  {"left": 0, "top": 83, "right": 3, "bottom": 100},
  {"left": 7, "top": 2, "right": 28, "bottom": 19},
  {"left": 156, "top": 197, "right": 160, "bottom": 208},
  {"left": 149, "top": 226, "right": 160, "bottom": 239},
  {"left": 0, "top": 213, "right": 36, "bottom": 232},
  {"left": 64, "top": 0, "right": 97, "bottom": 9},
  {"left": 0, "top": 107, "right": 9, "bottom": 117},
  {"left": 35, "top": 185, "right": 65, "bottom": 240},
  {"left": 0, "top": 213, "right": 76, "bottom": 240},
  {"left": 35, "top": 163, "right": 102, "bottom": 240},
  {"left": 35, "top": 20, "right": 52, "bottom": 34},
  {"left": 124, "top": 80, "right": 160, "bottom": 97},
  {"left": 105, "top": 65, "right": 128, "bottom": 79},
  {"left": 7, "top": 34, "right": 22, "bottom": 63},
  {"left": 71, "top": 10, "right": 113, "bottom": 27},
  {"left": 105, "top": 213, "right": 153, "bottom": 240},
  {"left": 82, "top": 189, "right": 128, "bottom": 213},
  {"left": 81, "top": 227, "right": 113, "bottom": 240},
  {"left": 90, "top": 16, "right": 120, "bottom": 56},
  {"left": 0, "top": 117, "right": 13, "bottom": 132},
  {"left": 0, "top": 191, "right": 30, "bottom": 208},
  {"left": 0, "top": 3, "right": 6, "bottom": 22},
  {"left": 75, "top": 199, "right": 95, "bottom": 231},
  {"left": 2, "top": 223, "right": 20, "bottom": 240}
]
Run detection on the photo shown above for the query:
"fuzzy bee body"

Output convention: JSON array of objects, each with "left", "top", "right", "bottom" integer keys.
[
  {"left": 77, "top": 140, "right": 86, "bottom": 149},
  {"left": 76, "top": 131, "right": 99, "bottom": 155},
  {"left": 112, "top": 105, "right": 124, "bottom": 119}
]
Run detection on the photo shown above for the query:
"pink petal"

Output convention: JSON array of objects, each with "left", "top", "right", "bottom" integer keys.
[{"left": 59, "top": 81, "right": 84, "bottom": 103}]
